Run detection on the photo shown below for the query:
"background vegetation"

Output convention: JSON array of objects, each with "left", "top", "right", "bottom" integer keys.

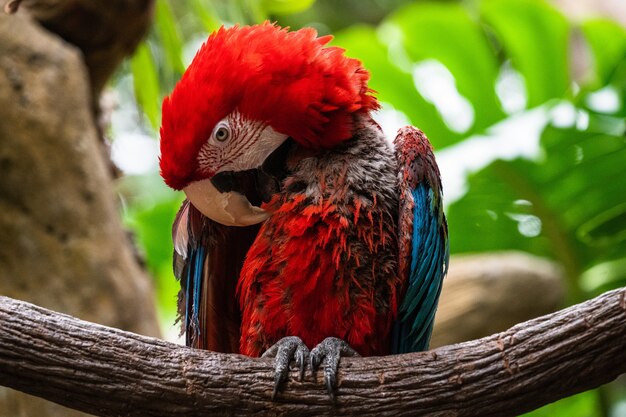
[{"left": 108, "top": 0, "right": 626, "bottom": 415}]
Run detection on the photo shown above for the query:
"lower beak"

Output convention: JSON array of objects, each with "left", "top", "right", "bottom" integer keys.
[{"left": 183, "top": 179, "right": 270, "bottom": 227}]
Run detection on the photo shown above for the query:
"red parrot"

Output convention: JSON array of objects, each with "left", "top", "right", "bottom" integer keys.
[{"left": 160, "top": 23, "right": 448, "bottom": 398}]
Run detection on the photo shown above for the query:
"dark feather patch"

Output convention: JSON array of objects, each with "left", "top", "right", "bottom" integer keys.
[{"left": 172, "top": 199, "right": 260, "bottom": 352}]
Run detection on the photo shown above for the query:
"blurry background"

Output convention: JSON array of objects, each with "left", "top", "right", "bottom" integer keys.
[
  {"left": 1, "top": 0, "right": 622, "bottom": 415},
  {"left": 111, "top": 0, "right": 626, "bottom": 415}
]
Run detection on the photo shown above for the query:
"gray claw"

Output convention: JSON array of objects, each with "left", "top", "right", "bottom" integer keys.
[
  {"left": 262, "top": 336, "right": 309, "bottom": 400},
  {"left": 294, "top": 344, "right": 307, "bottom": 382},
  {"left": 309, "top": 337, "right": 359, "bottom": 400}
]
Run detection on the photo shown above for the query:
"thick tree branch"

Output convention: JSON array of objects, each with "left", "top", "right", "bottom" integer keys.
[{"left": 1, "top": 288, "right": 625, "bottom": 417}]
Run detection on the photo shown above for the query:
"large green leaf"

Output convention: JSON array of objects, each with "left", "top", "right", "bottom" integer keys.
[
  {"left": 333, "top": 25, "right": 460, "bottom": 148},
  {"left": 387, "top": 2, "right": 505, "bottom": 135},
  {"left": 446, "top": 158, "right": 553, "bottom": 257},
  {"left": 481, "top": 0, "right": 570, "bottom": 107},
  {"left": 581, "top": 18, "right": 626, "bottom": 87},
  {"left": 448, "top": 124, "right": 626, "bottom": 300}
]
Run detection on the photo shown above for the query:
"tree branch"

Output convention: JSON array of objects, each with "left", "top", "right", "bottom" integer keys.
[{"left": 1, "top": 288, "right": 625, "bottom": 416}]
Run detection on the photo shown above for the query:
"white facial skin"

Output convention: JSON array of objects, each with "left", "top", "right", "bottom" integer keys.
[
  {"left": 196, "top": 111, "right": 288, "bottom": 176},
  {"left": 183, "top": 111, "right": 288, "bottom": 226}
]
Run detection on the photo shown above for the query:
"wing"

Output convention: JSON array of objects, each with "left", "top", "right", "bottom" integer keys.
[
  {"left": 173, "top": 199, "right": 260, "bottom": 352},
  {"left": 391, "top": 126, "right": 449, "bottom": 354}
]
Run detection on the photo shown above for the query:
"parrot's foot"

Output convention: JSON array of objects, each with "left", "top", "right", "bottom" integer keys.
[
  {"left": 310, "top": 337, "right": 360, "bottom": 400},
  {"left": 262, "top": 336, "right": 309, "bottom": 400}
]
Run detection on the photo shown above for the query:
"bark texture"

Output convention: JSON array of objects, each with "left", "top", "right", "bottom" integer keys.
[
  {"left": 0, "top": 3, "right": 158, "bottom": 416},
  {"left": 431, "top": 251, "right": 564, "bottom": 347},
  {"left": 0, "top": 288, "right": 625, "bottom": 417},
  {"left": 5, "top": 0, "right": 155, "bottom": 97}
]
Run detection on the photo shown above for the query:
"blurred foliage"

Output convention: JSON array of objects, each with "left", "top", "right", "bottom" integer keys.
[
  {"left": 130, "top": 43, "right": 160, "bottom": 129},
  {"left": 524, "top": 390, "right": 601, "bottom": 417},
  {"left": 119, "top": 174, "right": 183, "bottom": 319},
  {"left": 116, "top": 0, "right": 626, "bottom": 414}
]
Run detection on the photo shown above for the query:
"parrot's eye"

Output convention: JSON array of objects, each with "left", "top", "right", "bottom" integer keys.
[
  {"left": 212, "top": 122, "right": 230, "bottom": 143},
  {"left": 215, "top": 127, "right": 229, "bottom": 142}
]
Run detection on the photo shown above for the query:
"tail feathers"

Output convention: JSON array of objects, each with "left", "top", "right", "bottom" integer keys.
[{"left": 185, "top": 246, "right": 206, "bottom": 347}]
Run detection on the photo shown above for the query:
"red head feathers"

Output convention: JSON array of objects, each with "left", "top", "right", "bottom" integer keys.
[{"left": 160, "top": 22, "right": 379, "bottom": 190}]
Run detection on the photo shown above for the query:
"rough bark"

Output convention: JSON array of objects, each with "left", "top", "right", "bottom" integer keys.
[
  {"left": 0, "top": 3, "right": 158, "bottom": 416},
  {"left": 431, "top": 251, "right": 564, "bottom": 347},
  {"left": 0, "top": 288, "right": 625, "bottom": 417},
  {"left": 5, "top": 0, "right": 155, "bottom": 97}
]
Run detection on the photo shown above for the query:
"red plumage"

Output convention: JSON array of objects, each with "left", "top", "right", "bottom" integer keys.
[
  {"left": 159, "top": 22, "right": 379, "bottom": 190},
  {"left": 237, "top": 190, "right": 398, "bottom": 357},
  {"left": 164, "top": 23, "right": 447, "bottom": 397}
]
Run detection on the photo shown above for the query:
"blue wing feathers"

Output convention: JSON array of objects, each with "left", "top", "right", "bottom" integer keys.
[
  {"left": 392, "top": 182, "right": 448, "bottom": 354},
  {"left": 185, "top": 246, "right": 205, "bottom": 346},
  {"left": 173, "top": 199, "right": 257, "bottom": 352}
]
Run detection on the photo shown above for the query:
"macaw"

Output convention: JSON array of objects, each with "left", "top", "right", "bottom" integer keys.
[{"left": 159, "top": 23, "right": 449, "bottom": 398}]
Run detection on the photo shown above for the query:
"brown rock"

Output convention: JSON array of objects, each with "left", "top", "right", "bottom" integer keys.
[{"left": 431, "top": 251, "right": 565, "bottom": 348}]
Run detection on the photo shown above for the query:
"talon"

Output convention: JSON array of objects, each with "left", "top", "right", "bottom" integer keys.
[
  {"left": 295, "top": 345, "right": 307, "bottom": 381},
  {"left": 262, "top": 336, "right": 309, "bottom": 399},
  {"left": 310, "top": 348, "right": 322, "bottom": 372},
  {"left": 326, "top": 375, "right": 335, "bottom": 401},
  {"left": 309, "top": 337, "right": 359, "bottom": 400}
]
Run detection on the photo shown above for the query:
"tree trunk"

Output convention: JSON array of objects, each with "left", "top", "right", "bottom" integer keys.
[{"left": 0, "top": 2, "right": 157, "bottom": 416}]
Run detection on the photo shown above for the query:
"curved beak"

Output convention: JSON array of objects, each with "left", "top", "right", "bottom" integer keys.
[{"left": 183, "top": 179, "right": 270, "bottom": 227}]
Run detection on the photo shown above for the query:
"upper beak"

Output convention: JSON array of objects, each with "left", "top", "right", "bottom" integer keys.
[{"left": 183, "top": 179, "right": 270, "bottom": 226}]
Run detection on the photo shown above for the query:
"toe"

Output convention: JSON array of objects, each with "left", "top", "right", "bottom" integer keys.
[
  {"left": 309, "top": 344, "right": 323, "bottom": 373},
  {"left": 309, "top": 337, "right": 360, "bottom": 400},
  {"left": 261, "top": 336, "right": 309, "bottom": 400},
  {"left": 295, "top": 344, "right": 308, "bottom": 381},
  {"left": 324, "top": 352, "right": 340, "bottom": 400}
]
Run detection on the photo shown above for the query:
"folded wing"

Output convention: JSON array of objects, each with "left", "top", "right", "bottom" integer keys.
[
  {"left": 172, "top": 199, "right": 260, "bottom": 352},
  {"left": 391, "top": 127, "right": 449, "bottom": 353}
]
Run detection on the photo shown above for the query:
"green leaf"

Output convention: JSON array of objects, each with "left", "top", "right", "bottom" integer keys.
[
  {"left": 387, "top": 2, "right": 505, "bottom": 134},
  {"left": 155, "top": 0, "right": 186, "bottom": 75},
  {"left": 333, "top": 25, "right": 460, "bottom": 149},
  {"left": 447, "top": 158, "right": 553, "bottom": 257},
  {"left": 261, "top": 0, "right": 315, "bottom": 15},
  {"left": 130, "top": 43, "right": 161, "bottom": 129},
  {"left": 522, "top": 390, "right": 600, "bottom": 417},
  {"left": 448, "top": 123, "right": 626, "bottom": 301},
  {"left": 581, "top": 257, "right": 626, "bottom": 295},
  {"left": 581, "top": 18, "right": 626, "bottom": 87},
  {"left": 481, "top": 0, "right": 570, "bottom": 107},
  {"left": 122, "top": 174, "right": 184, "bottom": 317}
]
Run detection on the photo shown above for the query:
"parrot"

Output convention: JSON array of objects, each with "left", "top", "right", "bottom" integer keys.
[{"left": 159, "top": 22, "right": 449, "bottom": 399}]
